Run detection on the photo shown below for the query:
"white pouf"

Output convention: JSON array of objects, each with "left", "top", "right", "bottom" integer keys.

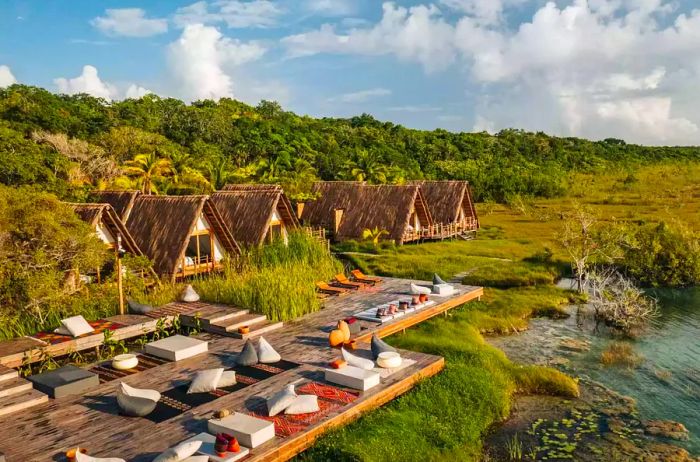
[
  {"left": 208, "top": 412, "right": 275, "bottom": 448},
  {"left": 376, "top": 352, "right": 402, "bottom": 369},
  {"left": 325, "top": 366, "right": 380, "bottom": 391},
  {"left": 145, "top": 335, "right": 208, "bottom": 361},
  {"left": 112, "top": 354, "right": 139, "bottom": 371},
  {"left": 180, "top": 284, "right": 200, "bottom": 303},
  {"left": 409, "top": 283, "right": 432, "bottom": 295}
]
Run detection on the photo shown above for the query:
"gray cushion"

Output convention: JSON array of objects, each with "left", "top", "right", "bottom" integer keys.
[
  {"left": 433, "top": 273, "right": 448, "bottom": 285},
  {"left": 371, "top": 334, "right": 397, "bottom": 360},
  {"left": 237, "top": 339, "right": 258, "bottom": 366},
  {"left": 127, "top": 299, "right": 153, "bottom": 315},
  {"left": 117, "top": 392, "right": 158, "bottom": 417}
]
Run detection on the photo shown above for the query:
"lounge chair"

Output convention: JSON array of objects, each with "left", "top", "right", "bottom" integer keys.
[
  {"left": 351, "top": 269, "right": 382, "bottom": 285},
  {"left": 332, "top": 273, "right": 363, "bottom": 290},
  {"left": 316, "top": 281, "right": 350, "bottom": 296}
]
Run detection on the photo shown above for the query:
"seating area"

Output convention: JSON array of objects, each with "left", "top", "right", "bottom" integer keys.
[
  {"left": 0, "top": 276, "right": 483, "bottom": 461},
  {"left": 315, "top": 270, "right": 383, "bottom": 297}
]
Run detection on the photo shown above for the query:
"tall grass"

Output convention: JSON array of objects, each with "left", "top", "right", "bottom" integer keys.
[{"left": 195, "top": 232, "right": 342, "bottom": 321}]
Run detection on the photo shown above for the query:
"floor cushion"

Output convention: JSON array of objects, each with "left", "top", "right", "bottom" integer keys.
[
  {"left": 257, "top": 336, "right": 281, "bottom": 363},
  {"left": 187, "top": 368, "right": 224, "bottom": 394},
  {"left": 180, "top": 285, "right": 200, "bottom": 303},
  {"left": 433, "top": 273, "right": 448, "bottom": 285},
  {"left": 341, "top": 348, "right": 375, "bottom": 370},
  {"left": 266, "top": 384, "right": 297, "bottom": 417},
  {"left": 153, "top": 440, "right": 202, "bottom": 462},
  {"left": 237, "top": 339, "right": 259, "bottom": 366},
  {"left": 61, "top": 315, "right": 94, "bottom": 337},
  {"left": 75, "top": 450, "right": 125, "bottom": 462},
  {"left": 117, "top": 382, "right": 160, "bottom": 417},
  {"left": 284, "top": 394, "right": 319, "bottom": 415},
  {"left": 218, "top": 370, "right": 237, "bottom": 388},
  {"left": 127, "top": 299, "right": 153, "bottom": 315},
  {"left": 371, "top": 334, "right": 397, "bottom": 359}
]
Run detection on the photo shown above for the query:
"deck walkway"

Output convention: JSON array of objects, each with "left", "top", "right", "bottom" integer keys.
[{"left": 0, "top": 278, "right": 482, "bottom": 461}]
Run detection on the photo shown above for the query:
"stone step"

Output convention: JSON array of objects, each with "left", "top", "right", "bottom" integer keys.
[
  {"left": 0, "top": 389, "right": 48, "bottom": 417},
  {"left": 181, "top": 307, "right": 249, "bottom": 328},
  {"left": 232, "top": 321, "right": 284, "bottom": 340},
  {"left": 0, "top": 377, "right": 33, "bottom": 399},
  {"left": 208, "top": 314, "right": 268, "bottom": 334},
  {"left": 0, "top": 365, "right": 18, "bottom": 383}
]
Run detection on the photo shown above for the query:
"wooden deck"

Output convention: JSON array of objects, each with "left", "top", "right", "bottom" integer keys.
[{"left": 0, "top": 278, "right": 482, "bottom": 461}]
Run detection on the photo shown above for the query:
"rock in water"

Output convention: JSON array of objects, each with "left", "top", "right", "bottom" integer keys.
[
  {"left": 180, "top": 284, "right": 200, "bottom": 303},
  {"left": 644, "top": 420, "right": 690, "bottom": 441},
  {"left": 433, "top": 273, "right": 448, "bottom": 285}
]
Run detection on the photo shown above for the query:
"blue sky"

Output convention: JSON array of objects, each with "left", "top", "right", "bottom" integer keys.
[{"left": 1, "top": 0, "right": 700, "bottom": 145}]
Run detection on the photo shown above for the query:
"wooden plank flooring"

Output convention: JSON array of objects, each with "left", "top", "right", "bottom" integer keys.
[{"left": 0, "top": 278, "right": 482, "bottom": 461}]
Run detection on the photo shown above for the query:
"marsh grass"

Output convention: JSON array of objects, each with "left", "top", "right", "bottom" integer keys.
[{"left": 600, "top": 341, "right": 644, "bottom": 368}]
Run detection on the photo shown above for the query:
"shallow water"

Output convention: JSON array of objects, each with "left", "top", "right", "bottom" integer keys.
[{"left": 489, "top": 284, "right": 700, "bottom": 454}]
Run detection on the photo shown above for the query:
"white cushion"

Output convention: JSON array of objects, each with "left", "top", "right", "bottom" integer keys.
[
  {"left": 341, "top": 348, "right": 375, "bottom": 370},
  {"left": 61, "top": 315, "right": 94, "bottom": 337},
  {"left": 409, "top": 283, "right": 432, "bottom": 295},
  {"left": 182, "top": 457, "right": 209, "bottom": 462},
  {"left": 266, "top": 384, "right": 296, "bottom": 417},
  {"left": 187, "top": 368, "right": 224, "bottom": 394},
  {"left": 153, "top": 440, "right": 202, "bottom": 462},
  {"left": 54, "top": 325, "right": 71, "bottom": 335},
  {"left": 257, "top": 336, "right": 281, "bottom": 364},
  {"left": 75, "top": 450, "right": 125, "bottom": 462},
  {"left": 284, "top": 395, "right": 319, "bottom": 415},
  {"left": 218, "top": 370, "right": 237, "bottom": 388},
  {"left": 180, "top": 284, "right": 200, "bottom": 302},
  {"left": 119, "top": 382, "right": 161, "bottom": 402}
]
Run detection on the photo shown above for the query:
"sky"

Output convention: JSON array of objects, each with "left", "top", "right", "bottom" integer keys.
[{"left": 1, "top": 0, "right": 700, "bottom": 146}]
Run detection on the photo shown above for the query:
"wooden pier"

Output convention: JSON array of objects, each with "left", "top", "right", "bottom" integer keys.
[{"left": 0, "top": 278, "right": 482, "bottom": 461}]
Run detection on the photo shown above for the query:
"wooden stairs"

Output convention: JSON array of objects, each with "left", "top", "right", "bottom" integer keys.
[
  {"left": 180, "top": 305, "right": 283, "bottom": 340},
  {"left": 0, "top": 365, "right": 48, "bottom": 417}
]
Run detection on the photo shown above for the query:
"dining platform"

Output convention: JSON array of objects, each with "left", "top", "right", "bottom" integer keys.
[{"left": 0, "top": 278, "right": 483, "bottom": 461}]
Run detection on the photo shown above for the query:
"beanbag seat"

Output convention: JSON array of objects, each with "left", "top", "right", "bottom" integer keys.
[
  {"left": 117, "top": 382, "right": 160, "bottom": 417},
  {"left": 257, "top": 337, "right": 281, "bottom": 363},
  {"left": 433, "top": 273, "right": 448, "bottom": 285},
  {"left": 370, "top": 334, "right": 397, "bottom": 360},
  {"left": 409, "top": 283, "right": 432, "bottom": 295},
  {"left": 187, "top": 368, "right": 224, "bottom": 394},
  {"left": 180, "top": 285, "right": 200, "bottom": 303},
  {"left": 237, "top": 339, "right": 259, "bottom": 366},
  {"left": 341, "top": 348, "right": 375, "bottom": 370},
  {"left": 218, "top": 370, "right": 237, "bottom": 388},
  {"left": 75, "top": 450, "right": 125, "bottom": 462},
  {"left": 285, "top": 394, "right": 319, "bottom": 415}
]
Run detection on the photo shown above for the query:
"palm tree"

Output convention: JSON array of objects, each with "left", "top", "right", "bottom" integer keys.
[
  {"left": 362, "top": 227, "right": 389, "bottom": 247},
  {"left": 123, "top": 151, "right": 171, "bottom": 194},
  {"left": 348, "top": 150, "right": 388, "bottom": 183},
  {"left": 207, "top": 157, "right": 236, "bottom": 190}
]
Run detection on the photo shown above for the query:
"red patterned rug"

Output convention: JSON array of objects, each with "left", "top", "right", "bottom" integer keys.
[
  {"left": 32, "top": 320, "right": 126, "bottom": 345},
  {"left": 247, "top": 382, "right": 359, "bottom": 438}
]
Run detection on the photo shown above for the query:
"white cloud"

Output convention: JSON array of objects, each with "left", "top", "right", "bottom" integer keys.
[
  {"left": 327, "top": 87, "right": 391, "bottom": 103},
  {"left": 174, "top": 1, "right": 283, "bottom": 28},
  {"left": 283, "top": 1, "right": 700, "bottom": 144},
  {"left": 387, "top": 105, "right": 441, "bottom": 112},
  {"left": 125, "top": 84, "right": 152, "bottom": 99},
  {"left": 167, "top": 24, "right": 267, "bottom": 101},
  {"left": 0, "top": 65, "right": 17, "bottom": 87},
  {"left": 54, "top": 65, "right": 118, "bottom": 100},
  {"left": 305, "top": 0, "right": 356, "bottom": 17},
  {"left": 91, "top": 8, "right": 168, "bottom": 37},
  {"left": 282, "top": 3, "right": 457, "bottom": 71}
]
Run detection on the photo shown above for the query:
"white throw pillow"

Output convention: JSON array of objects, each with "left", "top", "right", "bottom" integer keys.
[
  {"left": 217, "top": 370, "right": 237, "bottom": 388},
  {"left": 284, "top": 394, "right": 319, "bottom": 415},
  {"left": 341, "top": 348, "right": 375, "bottom": 370},
  {"left": 153, "top": 441, "right": 202, "bottom": 462},
  {"left": 54, "top": 325, "right": 71, "bottom": 335},
  {"left": 61, "top": 315, "right": 94, "bottom": 337},
  {"left": 257, "top": 336, "right": 281, "bottom": 364},
  {"left": 75, "top": 450, "right": 125, "bottom": 462},
  {"left": 187, "top": 368, "right": 224, "bottom": 394},
  {"left": 266, "top": 384, "right": 297, "bottom": 416}
]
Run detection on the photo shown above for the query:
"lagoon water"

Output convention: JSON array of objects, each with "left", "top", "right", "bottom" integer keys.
[{"left": 489, "top": 286, "right": 700, "bottom": 454}]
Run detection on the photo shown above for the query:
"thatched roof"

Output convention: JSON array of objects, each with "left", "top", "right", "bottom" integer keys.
[
  {"left": 68, "top": 203, "right": 143, "bottom": 256},
  {"left": 125, "top": 195, "right": 240, "bottom": 278},
  {"left": 409, "top": 180, "right": 478, "bottom": 225},
  {"left": 335, "top": 185, "right": 433, "bottom": 244},
  {"left": 212, "top": 185, "right": 299, "bottom": 247},
  {"left": 90, "top": 190, "right": 141, "bottom": 221},
  {"left": 300, "top": 181, "right": 366, "bottom": 228}
]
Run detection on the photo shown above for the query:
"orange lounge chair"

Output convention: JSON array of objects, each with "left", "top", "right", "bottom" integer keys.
[
  {"left": 351, "top": 269, "right": 382, "bottom": 285},
  {"left": 332, "top": 273, "right": 363, "bottom": 290},
  {"left": 316, "top": 281, "right": 350, "bottom": 296}
]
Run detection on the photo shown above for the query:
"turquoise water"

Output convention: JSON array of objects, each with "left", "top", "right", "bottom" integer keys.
[{"left": 490, "top": 287, "right": 700, "bottom": 454}]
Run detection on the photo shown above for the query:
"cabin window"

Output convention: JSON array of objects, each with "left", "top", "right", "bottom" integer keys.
[
  {"left": 268, "top": 223, "right": 284, "bottom": 243},
  {"left": 185, "top": 232, "right": 213, "bottom": 267}
]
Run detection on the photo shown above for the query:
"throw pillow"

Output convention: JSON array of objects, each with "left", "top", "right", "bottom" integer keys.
[
  {"left": 153, "top": 441, "right": 202, "bottom": 462},
  {"left": 187, "top": 368, "right": 224, "bottom": 394},
  {"left": 341, "top": 348, "right": 375, "bottom": 370},
  {"left": 266, "top": 384, "right": 297, "bottom": 416},
  {"left": 61, "top": 316, "right": 94, "bottom": 337},
  {"left": 409, "top": 283, "right": 432, "bottom": 295},
  {"left": 257, "top": 336, "right": 281, "bottom": 363},
  {"left": 284, "top": 395, "right": 319, "bottom": 415},
  {"left": 217, "top": 370, "right": 237, "bottom": 388}
]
